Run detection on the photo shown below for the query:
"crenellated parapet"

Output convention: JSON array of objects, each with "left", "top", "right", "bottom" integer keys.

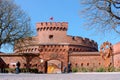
[
  {"left": 14, "top": 46, "right": 39, "bottom": 54},
  {"left": 68, "top": 36, "right": 98, "bottom": 50},
  {"left": 36, "top": 22, "right": 68, "bottom": 31}
]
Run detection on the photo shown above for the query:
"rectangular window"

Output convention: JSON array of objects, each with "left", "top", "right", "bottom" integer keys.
[{"left": 49, "top": 35, "right": 53, "bottom": 39}]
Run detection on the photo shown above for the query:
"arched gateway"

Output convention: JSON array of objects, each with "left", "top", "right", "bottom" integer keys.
[
  {"left": 39, "top": 52, "right": 68, "bottom": 73},
  {"left": 47, "top": 60, "right": 62, "bottom": 73}
]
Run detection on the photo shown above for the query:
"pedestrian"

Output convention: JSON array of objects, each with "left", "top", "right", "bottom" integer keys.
[
  {"left": 67, "top": 62, "right": 71, "bottom": 73},
  {"left": 63, "top": 65, "right": 67, "bottom": 73},
  {"left": 16, "top": 61, "right": 20, "bottom": 74}
]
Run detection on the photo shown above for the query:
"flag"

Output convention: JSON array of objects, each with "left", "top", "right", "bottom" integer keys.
[{"left": 50, "top": 17, "right": 53, "bottom": 20}]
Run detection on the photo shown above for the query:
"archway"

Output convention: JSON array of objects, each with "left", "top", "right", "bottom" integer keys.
[{"left": 47, "top": 60, "right": 62, "bottom": 73}]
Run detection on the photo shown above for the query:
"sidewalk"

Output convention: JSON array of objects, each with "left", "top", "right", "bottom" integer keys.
[{"left": 0, "top": 72, "right": 120, "bottom": 80}]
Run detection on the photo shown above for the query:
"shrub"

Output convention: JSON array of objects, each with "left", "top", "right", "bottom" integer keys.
[
  {"left": 30, "top": 68, "right": 38, "bottom": 73},
  {"left": 116, "top": 68, "right": 120, "bottom": 72},
  {"left": 72, "top": 67, "right": 78, "bottom": 72},
  {"left": 96, "top": 67, "right": 106, "bottom": 72},
  {"left": 20, "top": 68, "right": 38, "bottom": 73},
  {"left": 5, "top": 68, "right": 15, "bottom": 73},
  {"left": 88, "top": 67, "right": 94, "bottom": 72},
  {"left": 79, "top": 67, "right": 89, "bottom": 72},
  {"left": 20, "top": 68, "right": 28, "bottom": 73},
  {"left": 106, "top": 66, "right": 115, "bottom": 72}
]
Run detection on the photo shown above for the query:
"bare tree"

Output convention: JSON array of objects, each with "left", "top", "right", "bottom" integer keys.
[
  {"left": 80, "top": 0, "right": 120, "bottom": 34},
  {"left": 0, "top": 0, "right": 32, "bottom": 49}
]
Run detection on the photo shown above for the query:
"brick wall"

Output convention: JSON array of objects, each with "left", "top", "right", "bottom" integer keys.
[
  {"left": 69, "top": 52, "right": 104, "bottom": 69},
  {"left": 114, "top": 54, "right": 120, "bottom": 68}
]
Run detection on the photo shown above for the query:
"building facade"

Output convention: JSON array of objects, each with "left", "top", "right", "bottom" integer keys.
[{"left": 0, "top": 22, "right": 120, "bottom": 73}]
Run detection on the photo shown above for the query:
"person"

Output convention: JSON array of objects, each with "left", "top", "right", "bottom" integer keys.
[
  {"left": 63, "top": 65, "right": 67, "bottom": 73},
  {"left": 16, "top": 61, "right": 20, "bottom": 74},
  {"left": 67, "top": 62, "right": 71, "bottom": 73}
]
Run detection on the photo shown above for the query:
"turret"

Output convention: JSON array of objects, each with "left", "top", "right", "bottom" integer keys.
[{"left": 36, "top": 22, "right": 68, "bottom": 39}]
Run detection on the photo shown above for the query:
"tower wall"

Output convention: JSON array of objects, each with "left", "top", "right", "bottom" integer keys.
[
  {"left": 36, "top": 22, "right": 68, "bottom": 44},
  {"left": 36, "top": 22, "right": 68, "bottom": 37}
]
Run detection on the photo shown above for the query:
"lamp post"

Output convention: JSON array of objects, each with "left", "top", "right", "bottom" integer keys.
[
  {"left": 40, "top": 59, "right": 44, "bottom": 63},
  {"left": 40, "top": 59, "right": 44, "bottom": 73}
]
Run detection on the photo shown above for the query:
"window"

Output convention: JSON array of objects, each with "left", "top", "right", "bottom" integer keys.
[
  {"left": 99, "top": 63, "right": 101, "bottom": 65},
  {"left": 87, "top": 63, "right": 89, "bottom": 66},
  {"left": 72, "top": 37, "right": 75, "bottom": 40},
  {"left": 35, "top": 48, "right": 37, "bottom": 51},
  {"left": 13, "top": 65, "right": 15, "bottom": 67},
  {"left": 24, "top": 64, "right": 26, "bottom": 67},
  {"left": 49, "top": 35, "right": 53, "bottom": 39},
  {"left": 81, "top": 63, "right": 83, "bottom": 67},
  {"left": 7, "top": 64, "right": 9, "bottom": 67},
  {"left": 75, "top": 63, "right": 78, "bottom": 67}
]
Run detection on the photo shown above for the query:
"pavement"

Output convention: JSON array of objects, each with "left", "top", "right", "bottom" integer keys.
[{"left": 0, "top": 72, "right": 120, "bottom": 80}]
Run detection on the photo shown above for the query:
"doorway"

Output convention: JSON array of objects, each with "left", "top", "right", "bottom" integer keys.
[{"left": 47, "top": 60, "right": 62, "bottom": 73}]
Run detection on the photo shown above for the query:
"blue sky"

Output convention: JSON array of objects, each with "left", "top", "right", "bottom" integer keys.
[{"left": 1, "top": 0, "right": 119, "bottom": 53}]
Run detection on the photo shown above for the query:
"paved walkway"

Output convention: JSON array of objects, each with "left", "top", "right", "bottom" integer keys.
[{"left": 0, "top": 72, "right": 120, "bottom": 80}]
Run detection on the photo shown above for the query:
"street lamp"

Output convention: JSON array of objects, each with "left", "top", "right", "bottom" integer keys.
[{"left": 40, "top": 59, "right": 44, "bottom": 63}]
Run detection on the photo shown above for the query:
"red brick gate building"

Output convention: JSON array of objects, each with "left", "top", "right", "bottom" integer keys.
[{"left": 0, "top": 22, "right": 120, "bottom": 73}]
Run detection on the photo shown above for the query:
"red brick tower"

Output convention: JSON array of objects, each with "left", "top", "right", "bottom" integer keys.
[
  {"left": 36, "top": 22, "right": 69, "bottom": 73},
  {"left": 13, "top": 22, "right": 98, "bottom": 73},
  {"left": 36, "top": 22, "right": 68, "bottom": 43}
]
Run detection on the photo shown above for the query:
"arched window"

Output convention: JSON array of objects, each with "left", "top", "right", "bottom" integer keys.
[
  {"left": 35, "top": 48, "right": 37, "bottom": 51},
  {"left": 50, "top": 27, "right": 52, "bottom": 30},
  {"left": 53, "top": 27, "right": 56, "bottom": 30},
  {"left": 63, "top": 27, "right": 66, "bottom": 31},
  {"left": 24, "top": 64, "right": 26, "bottom": 67},
  {"left": 63, "top": 49, "right": 65, "bottom": 52},
  {"left": 7, "top": 64, "right": 9, "bottom": 67},
  {"left": 73, "top": 48, "right": 75, "bottom": 52},
  {"left": 40, "top": 28, "right": 43, "bottom": 31},
  {"left": 43, "top": 27, "right": 46, "bottom": 31},
  {"left": 59, "top": 49, "right": 62, "bottom": 52},
  {"left": 46, "top": 27, "right": 49, "bottom": 30},
  {"left": 87, "top": 63, "right": 89, "bottom": 66},
  {"left": 35, "top": 64, "right": 37, "bottom": 67},
  {"left": 56, "top": 27, "right": 59, "bottom": 30},
  {"left": 48, "top": 49, "right": 51, "bottom": 52},
  {"left": 99, "top": 63, "right": 101, "bottom": 65},
  {"left": 60, "top": 27, "right": 62, "bottom": 31},
  {"left": 56, "top": 49, "right": 58, "bottom": 52},
  {"left": 37, "top": 28, "right": 39, "bottom": 31},
  {"left": 75, "top": 63, "right": 78, "bottom": 67},
  {"left": 81, "top": 63, "right": 83, "bottom": 67}
]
